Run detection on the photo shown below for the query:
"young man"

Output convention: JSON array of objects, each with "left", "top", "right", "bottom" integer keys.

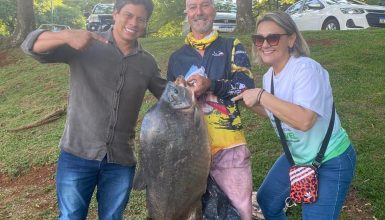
[
  {"left": 167, "top": 0, "right": 255, "bottom": 219},
  {"left": 21, "top": 0, "right": 165, "bottom": 219}
]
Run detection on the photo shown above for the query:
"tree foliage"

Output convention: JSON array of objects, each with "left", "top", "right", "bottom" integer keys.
[
  {"left": 0, "top": 0, "right": 89, "bottom": 36},
  {"left": 0, "top": 0, "right": 17, "bottom": 36},
  {"left": 34, "top": 0, "right": 86, "bottom": 28},
  {"left": 252, "top": 0, "right": 295, "bottom": 18},
  {"left": 149, "top": 0, "right": 185, "bottom": 35},
  {"left": 0, "top": 0, "right": 35, "bottom": 48}
]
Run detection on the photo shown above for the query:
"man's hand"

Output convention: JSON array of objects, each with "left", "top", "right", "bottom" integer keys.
[
  {"left": 62, "top": 30, "right": 108, "bottom": 50},
  {"left": 32, "top": 29, "right": 108, "bottom": 54},
  {"left": 187, "top": 74, "right": 211, "bottom": 97}
]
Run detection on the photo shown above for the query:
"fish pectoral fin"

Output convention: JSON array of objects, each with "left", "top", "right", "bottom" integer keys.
[{"left": 133, "top": 165, "right": 146, "bottom": 190}]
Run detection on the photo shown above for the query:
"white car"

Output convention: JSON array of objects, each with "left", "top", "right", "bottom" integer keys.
[{"left": 285, "top": 0, "right": 385, "bottom": 30}]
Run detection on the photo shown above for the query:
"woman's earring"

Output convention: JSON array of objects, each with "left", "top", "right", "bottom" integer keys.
[{"left": 288, "top": 46, "right": 294, "bottom": 53}]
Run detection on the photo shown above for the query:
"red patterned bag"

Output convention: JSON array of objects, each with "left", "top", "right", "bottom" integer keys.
[{"left": 289, "top": 165, "right": 318, "bottom": 204}]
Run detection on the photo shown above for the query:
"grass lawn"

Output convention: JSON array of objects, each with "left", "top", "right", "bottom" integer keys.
[{"left": 0, "top": 29, "right": 384, "bottom": 219}]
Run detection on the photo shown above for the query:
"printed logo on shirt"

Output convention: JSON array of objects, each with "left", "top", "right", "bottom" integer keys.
[
  {"left": 212, "top": 51, "right": 225, "bottom": 57},
  {"left": 270, "top": 115, "right": 300, "bottom": 143},
  {"left": 235, "top": 50, "right": 247, "bottom": 55}
]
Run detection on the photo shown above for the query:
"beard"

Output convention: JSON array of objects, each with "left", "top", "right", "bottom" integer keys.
[{"left": 190, "top": 15, "right": 213, "bottom": 34}]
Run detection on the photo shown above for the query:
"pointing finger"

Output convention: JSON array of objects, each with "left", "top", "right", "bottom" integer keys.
[{"left": 231, "top": 94, "right": 243, "bottom": 102}]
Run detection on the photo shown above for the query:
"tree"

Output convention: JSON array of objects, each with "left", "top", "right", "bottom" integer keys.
[
  {"left": 0, "top": 0, "right": 35, "bottom": 49},
  {"left": 32, "top": 0, "right": 86, "bottom": 29},
  {"left": 150, "top": 0, "right": 185, "bottom": 34},
  {"left": 0, "top": 0, "right": 17, "bottom": 36},
  {"left": 236, "top": 0, "right": 254, "bottom": 33}
]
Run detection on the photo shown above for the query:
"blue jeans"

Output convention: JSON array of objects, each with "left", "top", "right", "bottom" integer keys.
[
  {"left": 257, "top": 145, "right": 356, "bottom": 220},
  {"left": 56, "top": 150, "right": 135, "bottom": 220}
]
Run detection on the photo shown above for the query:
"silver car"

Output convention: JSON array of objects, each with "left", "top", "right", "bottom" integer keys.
[{"left": 213, "top": 12, "right": 237, "bottom": 33}]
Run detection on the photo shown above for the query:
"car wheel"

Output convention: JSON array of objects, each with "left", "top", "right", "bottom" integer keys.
[{"left": 322, "top": 18, "right": 340, "bottom": 30}]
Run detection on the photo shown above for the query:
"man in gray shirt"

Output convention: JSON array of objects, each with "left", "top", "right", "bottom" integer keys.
[{"left": 21, "top": 0, "right": 165, "bottom": 219}]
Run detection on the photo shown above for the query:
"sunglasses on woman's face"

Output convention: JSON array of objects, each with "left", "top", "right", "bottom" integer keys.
[{"left": 251, "top": 34, "right": 289, "bottom": 47}]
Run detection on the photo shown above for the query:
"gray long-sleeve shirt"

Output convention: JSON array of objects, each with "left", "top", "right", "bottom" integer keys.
[{"left": 21, "top": 29, "right": 166, "bottom": 165}]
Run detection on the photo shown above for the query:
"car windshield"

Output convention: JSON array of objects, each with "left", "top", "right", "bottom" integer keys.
[
  {"left": 93, "top": 4, "right": 114, "bottom": 14},
  {"left": 325, "top": 0, "right": 367, "bottom": 5}
]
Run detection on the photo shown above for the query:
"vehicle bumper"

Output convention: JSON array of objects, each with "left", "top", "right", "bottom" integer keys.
[
  {"left": 339, "top": 15, "right": 370, "bottom": 30},
  {"left": 213, "top": 24, "right": 236, "bottom": 33}
]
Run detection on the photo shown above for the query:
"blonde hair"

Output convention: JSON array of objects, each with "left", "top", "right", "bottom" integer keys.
[{"left": 252, "top": 11, "right": 310, "bottom": 64}]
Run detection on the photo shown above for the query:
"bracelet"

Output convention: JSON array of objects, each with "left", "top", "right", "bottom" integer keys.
[{"left": 256, "top": 89, "right": 265, "bottom": 105}]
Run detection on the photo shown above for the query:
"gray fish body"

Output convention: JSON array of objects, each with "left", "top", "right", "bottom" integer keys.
[{"left": 139, "top": 82, "right": 211, "bottom": 220}]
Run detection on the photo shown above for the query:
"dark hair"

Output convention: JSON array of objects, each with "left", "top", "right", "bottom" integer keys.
[{"left": 114, "top": 0, "right": 154, "bottom": 19}]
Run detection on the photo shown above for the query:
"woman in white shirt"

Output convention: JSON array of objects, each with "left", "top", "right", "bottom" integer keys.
[{"left": 233, "top": 11, "right": 356, "bottom": 220}]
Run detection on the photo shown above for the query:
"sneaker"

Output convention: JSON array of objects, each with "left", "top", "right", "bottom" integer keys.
[
  {"left": 252, "top": 192, "right": 265, "bottom": 220},
  {"left": 252, "top": 191, "right": 290, "bottom": 220}
]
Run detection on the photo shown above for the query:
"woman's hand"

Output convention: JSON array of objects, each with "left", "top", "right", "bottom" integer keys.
[{"left": 232, "top": 88, "right": 263, "bottom": 107}]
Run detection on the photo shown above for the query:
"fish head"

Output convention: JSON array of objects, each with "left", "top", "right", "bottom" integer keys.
[{"left": 162, "top": 81, "right": 195, "bottom": 110}]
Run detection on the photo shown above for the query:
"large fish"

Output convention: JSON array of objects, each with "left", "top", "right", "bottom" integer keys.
[{"left": 135, "top": 79, "right": 211, "bottom": 220}]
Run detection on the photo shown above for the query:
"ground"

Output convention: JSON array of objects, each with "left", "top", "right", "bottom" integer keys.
[
  {"left": 0, "top": 49, "right": 17, "bottom": 67},
  {"left": 0, "top": 164, "right": 376, "bottom": 219}
]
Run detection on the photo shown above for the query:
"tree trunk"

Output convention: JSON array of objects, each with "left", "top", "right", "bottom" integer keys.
[
  {"left": 0, "top": 0, "right": 35, "bottom": 49},
  {"left": 235, "top": 0, "right": 254, "bottom": 33}
]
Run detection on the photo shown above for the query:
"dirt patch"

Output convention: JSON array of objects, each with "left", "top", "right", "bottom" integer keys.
[
  {"left": 0, "top": 165, "right": 57, "bottom": 219},
  {"left": 0, "top": 165, "right": 55, "bottom": 187},
  {"left": 0, "top": 165, "right": 377, "bottom": 219},
  {"left": 343, "top": 188, "right": 376, "bottom": 219},
  {"left": 0, "top": 50, "right": 18, "bottom": 67}
]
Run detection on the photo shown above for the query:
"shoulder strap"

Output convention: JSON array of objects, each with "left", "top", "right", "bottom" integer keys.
[
  {"left": 270, "top": 73, "right": 295, "bottom": 165},
  {"left": 312, "top": 103, "right": 335, "bottom": 168},
  {"left": 271, "top": 73, "right": 335, "bottom": 167}
]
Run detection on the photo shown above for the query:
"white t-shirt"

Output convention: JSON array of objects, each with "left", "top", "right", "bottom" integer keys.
[{"left": 262, "top": 56, "right": 350, "bottom": 164}]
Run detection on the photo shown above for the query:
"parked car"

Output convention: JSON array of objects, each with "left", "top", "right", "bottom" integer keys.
[
  {"left": 213, "top": 12, "right": 237, "bottom": 33},
  {"left": 85, "top": 3, "right": 114, "bottom": 32},
  {"left": 285, "top": 0, "right": 385, "bottom": 30},
  {"left": 38, "top": 24, "right": 71, "bottom": 32}
]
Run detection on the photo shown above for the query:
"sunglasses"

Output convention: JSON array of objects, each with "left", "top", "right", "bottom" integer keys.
[{"left": 251, "top": 34, "right": 289, "bottom": 47}]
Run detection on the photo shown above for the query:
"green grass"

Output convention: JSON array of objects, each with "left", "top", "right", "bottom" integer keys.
[{"left": 1, "top": 29, "right": 385, "bottom": 219}]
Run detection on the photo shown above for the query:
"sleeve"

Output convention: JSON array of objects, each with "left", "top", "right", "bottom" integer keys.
[
  {"left": 166, "top": 53, "right": 177, "bottom": 82},
  {"left": 212, "top": 39, "right": 255, "bottom": 99},
  {"left": 20, "top": 29, "right": 76, "bottom": 64},
  {"left": 292, "top": 60, "right": 329, "bottom": 118},
  {"left": 149, "top": 62, "right": 167, "bottom": 100}
]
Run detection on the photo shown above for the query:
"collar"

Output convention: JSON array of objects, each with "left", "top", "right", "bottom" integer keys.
[
  {"left": 185, "top": 31, "right": 219, "bottom": 51},
  {"left": 104, "top": 27, "right": 143, "bottom": 54}
]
